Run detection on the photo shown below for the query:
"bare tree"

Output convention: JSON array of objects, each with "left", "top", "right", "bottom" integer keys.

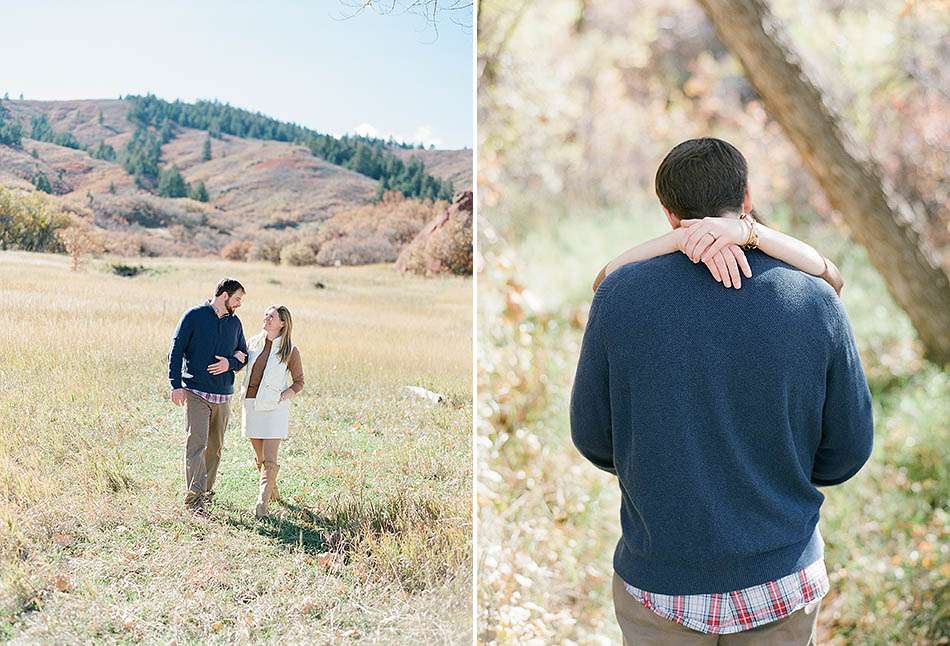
[
  {"left": 696, "top": 0, "right": 950, "bottom": 365},
  {"left": 338, "top": 1, "right": 473, "bottom": 38}
]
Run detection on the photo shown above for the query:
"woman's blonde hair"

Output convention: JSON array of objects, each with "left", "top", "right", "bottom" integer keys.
[{"left": 269, "top": 305, "right": 294, "bottom": 364}]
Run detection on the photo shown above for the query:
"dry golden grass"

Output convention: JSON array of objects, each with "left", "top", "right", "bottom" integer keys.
[{"left": 0, "top": 251, "right": 472, "bottom": 644}]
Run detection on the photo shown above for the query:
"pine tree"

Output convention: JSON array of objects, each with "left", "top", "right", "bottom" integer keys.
[
  {"left": 92, "top": 141, "right": 116, "bottom": 161},
  {"left": 108, "top": 181, "right": 116, "bottom": 195},
  {"left": 157, "top": 165, "right": 188, "bottom": 198},
  {"left": 159, "top": 121, "right": 174, "bottom": 144},
  {"left": 191, "top": 181, "right": 209, "bottom": 202},
  {"left": 33, "top": 173, "right": 52, "bottom": 194},
  {"left": 202, "top": 136, "right": 212, "bottom": 161},
  {"left": 98, "top": 111, "right": 104, "bottom": 126}
]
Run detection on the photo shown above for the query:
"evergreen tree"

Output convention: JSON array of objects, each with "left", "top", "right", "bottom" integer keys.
[
  {"left": 33, "top": 172, "right": 52, "bottom": 194},
  {"left": 0, "top": 104, "right": 23, "bottom": 148},
  {"left": 202, "top": 135, "right": 212, "bottom": 161},
  {"left": 31, "top": 148, "right": 38, "bottom": 159},
  {"left": 91, "top": 141, "right": 116, "bottom": 161},
  {"left": 108, "top": 181, "right": 116, "bottom": 195},
  {"left": 123, "top": 94, "right": 457, "bottom": 200},
  {"left": 157, "top": 165, "right": 188, "bottom": 198},
  {"left": 98, "top": 111, "right": 104, "bottom": 126},
  {"left": 120, "top": 127, "right": 161, "bottom": 185},
  {"left": 190, "top": 181, "right": 209, "bottom": 202},
  {"left": 30, "top": 114, "right": 81, "bottom": 149},
  {"left": 159, "top": 121, "right": 174, "bottom": 144}
]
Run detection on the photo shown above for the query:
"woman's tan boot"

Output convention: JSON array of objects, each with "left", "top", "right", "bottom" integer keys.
[
  {"left": 255, "top": 461, "right": 280, "bottom": 519},
  {"left": 255, "top": 457, "right": 280, "bottom": 501}
]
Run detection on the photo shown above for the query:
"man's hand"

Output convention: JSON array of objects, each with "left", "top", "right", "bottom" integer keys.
[
  {"left": 208, "top": 355, "right": 230, "bottom": 375},
  {"left": 171, "top": 388, "right": 187, "bottom": 406},
  {"left": 234, "top": 350, "right": 247, "bottom": 363}
]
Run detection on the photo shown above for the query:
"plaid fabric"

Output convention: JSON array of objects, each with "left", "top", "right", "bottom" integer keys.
[
  {"left": 185, "top": 388, "right": 231, "bottom": 405},
  {"left": 624, "top": 558, "right": 829, "bottom": 635}
]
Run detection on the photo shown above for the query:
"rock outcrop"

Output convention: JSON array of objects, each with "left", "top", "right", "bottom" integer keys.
[{"left": 395, "top": 190, "right": 473, "bottom": 276}]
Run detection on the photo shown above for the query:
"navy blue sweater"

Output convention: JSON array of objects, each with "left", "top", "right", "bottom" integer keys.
[
  {"left": 570, "top": 250, "right": 873, "bottom": 595},
  {"left": 168, "top": 303, "right": 248, "bottom": 395}
]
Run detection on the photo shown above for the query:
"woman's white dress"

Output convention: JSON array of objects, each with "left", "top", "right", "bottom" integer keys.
[
  {"left": 242, "top": 398, "right": 291, "bottom": 439},
  {"left": 240, "top": 333, "right": 302, "bottom": 440}
]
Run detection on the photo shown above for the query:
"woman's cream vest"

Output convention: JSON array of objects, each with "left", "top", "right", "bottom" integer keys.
[{"left": 241, "top": 332, "right": 291, "bottom": 412}]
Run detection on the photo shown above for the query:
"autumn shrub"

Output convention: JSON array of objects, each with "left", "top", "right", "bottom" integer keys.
[
  {"left": 280, "top": 240, "right": 318, "bottom": 266},
  {"left": 315, "top": 236, "right": 398, "bottom": 266},
  {"left": 57, "top": 220, "right": 105, "bottom": 271},
  {"left": 221, "top": 239, "right": 252, "bottom": 262},
  {"left": 247, "top": 232, "right": 284, "bottom": 264},
  {"left": 0, "top": 186, "right": 68, "bottom": 252},
  {"left": 303, "top": 191, "right": 447, "bottom": 266}
]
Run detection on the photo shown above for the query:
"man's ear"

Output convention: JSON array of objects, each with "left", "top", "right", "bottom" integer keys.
[
  {"left": 663, "top": 207, "right": 680, "bottom": 229},
  {"left": 742, "top": 185, "right": 752, "bottom": 213}
]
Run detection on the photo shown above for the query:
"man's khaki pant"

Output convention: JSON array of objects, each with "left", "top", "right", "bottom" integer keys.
[
  {"left": 613, "top": 574, "right": 821, "bottom": 645},
  {"left": 183, "top": 390, "right": 230, "bottom": 507}
]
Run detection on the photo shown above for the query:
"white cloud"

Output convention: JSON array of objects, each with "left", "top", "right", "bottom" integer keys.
[
  {"left": 352, "top": 122, "right": 379, "bottom": 138},
  {"left": 348, "top": 122, "right": 444, "bottom": 149},
  {"left": 408, "top": 125, "right": 444, "bottom": 149}
]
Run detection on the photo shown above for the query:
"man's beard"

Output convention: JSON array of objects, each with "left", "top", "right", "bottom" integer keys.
[{"left": 225, "top": 301, "right": 235, "bottom": 315}]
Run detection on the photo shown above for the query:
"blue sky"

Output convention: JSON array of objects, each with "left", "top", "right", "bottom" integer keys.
[{"left": 0, "top": 0, "right": 473, "bottom": 148}]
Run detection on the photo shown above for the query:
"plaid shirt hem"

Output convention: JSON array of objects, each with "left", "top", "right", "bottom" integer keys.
[
  {"left": 185, "top": 388, "right": 232, "bottom": 405},
  {"left": 624, "top": 558, "right": 830, "bottom": 635}
]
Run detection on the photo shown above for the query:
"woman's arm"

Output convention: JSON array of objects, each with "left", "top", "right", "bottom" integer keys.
[
  {"left": 592, "top": 230, "right": 681, "bottom": 291},
  {"left": 280, "top": 348, "right": 305, "bottom": 401},
  {"left": 681, "top": 215, "right": 844, "bottom": 294},
  {"left": 593, "top": 228, "right": 751, "bottom": 291}
]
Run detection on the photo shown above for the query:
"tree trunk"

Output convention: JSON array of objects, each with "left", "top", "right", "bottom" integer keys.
[{"left": 696, "top": 0, "right": 950, "bottom": 366}]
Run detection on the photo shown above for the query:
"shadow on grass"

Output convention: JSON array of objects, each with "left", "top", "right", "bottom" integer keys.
[{"left": 215, "top": 499, "right": 336, "bottom": 555}]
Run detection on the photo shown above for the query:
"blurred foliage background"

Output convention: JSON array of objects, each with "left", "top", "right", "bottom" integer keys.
[{"left": 476, "top": 0, "right": 948, "bottom": 643}]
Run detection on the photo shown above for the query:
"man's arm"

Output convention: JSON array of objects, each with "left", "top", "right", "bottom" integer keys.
[
  {"left": 228, "top": 326, "right": 249, "bottom": 372},
  {"left": 811, "top": 297, "right": 874, "bottom": 486},
  {"left": 168, "top": 311, "right": 194, "bottom": 390},
  {"left": 570, "top": 287, "right": 616, "bottom": 475}
]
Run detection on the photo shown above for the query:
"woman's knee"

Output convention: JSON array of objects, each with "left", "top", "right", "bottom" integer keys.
[{"left": 262, "top": 439, "right": 281, "bottom": 461}]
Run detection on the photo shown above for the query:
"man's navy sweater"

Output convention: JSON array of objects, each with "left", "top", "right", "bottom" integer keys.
[
  {"left": 168, "top": 303, "right": 248, "bottom": 395},
  {"left": 570, "top": 250, "right": 873, "bottom": 595}
]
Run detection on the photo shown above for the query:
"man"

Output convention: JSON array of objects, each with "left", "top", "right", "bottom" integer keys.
[
  {"left": 570, "top": 138, "right": 873, "bottom": 644},
  {"left": 168, "top": 278, "right": 249, "bottom": 514}
]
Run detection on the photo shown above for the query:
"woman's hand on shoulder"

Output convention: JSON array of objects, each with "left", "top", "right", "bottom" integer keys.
[
  {"left": 675, "top": 222, "right": 752, "bottom": 289},
  {"left": 679, "top": 216, "right": 747, "bottom": 262}
]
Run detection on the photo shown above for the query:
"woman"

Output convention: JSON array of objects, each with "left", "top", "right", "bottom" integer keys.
[
  {"left": 239, "top": 304, "right": 305, "bottom": 518},
  {"left": 592, "top": 210, "right": 844, "bottom": 294}
]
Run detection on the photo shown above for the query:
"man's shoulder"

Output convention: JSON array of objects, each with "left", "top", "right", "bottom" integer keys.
[
  {"left": 183, "top": 303, "right": 211, "bottom": 318},
  {"left": 597, "top": 250, "right": 839, "bottom": 311},
  {"left": 597, "top": 253, "right": 692, "bottom": 296}
]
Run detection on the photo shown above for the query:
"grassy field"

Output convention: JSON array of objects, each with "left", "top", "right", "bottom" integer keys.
[
  {"left": 477, "top": 209, "right": 948, "bottom": 645},
  {"left": 0, "top": 251, "right": 472, "bottom": 644}
]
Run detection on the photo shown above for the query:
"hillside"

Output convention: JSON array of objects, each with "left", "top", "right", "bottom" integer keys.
[
  {"left": 392, "top": 147, "right": 473, "bottom": 190},
  {"left": 0, "top": 99, "right": 471, "bottom": 257}
]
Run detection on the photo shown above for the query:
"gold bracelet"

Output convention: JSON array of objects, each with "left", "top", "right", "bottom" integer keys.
[{"left": 739, "top": 212, "right": 759, "bottom": 249}]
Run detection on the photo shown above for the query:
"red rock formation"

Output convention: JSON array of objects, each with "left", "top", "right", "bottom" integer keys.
[{"left": 396, "top": 190, "right": 472, "bottom": 276}]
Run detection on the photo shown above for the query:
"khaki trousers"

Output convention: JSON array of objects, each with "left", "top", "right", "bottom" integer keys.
[
  {"left": 612, "top": 574, "right": 821, "bottom": 646},
  {"left": 183, "top": 390, "right": 230, "bottom": 506}
]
